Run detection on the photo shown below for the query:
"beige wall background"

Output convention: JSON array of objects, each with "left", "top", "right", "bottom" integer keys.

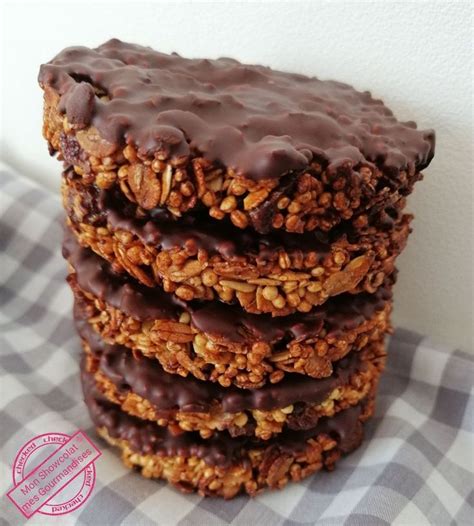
[{"left": 1, "top": 0, "right": 472, "bottom": 351}]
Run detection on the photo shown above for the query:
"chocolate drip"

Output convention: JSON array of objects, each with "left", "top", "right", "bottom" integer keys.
[
  {"left": 40, "top": 39, "right": 434, "bottom": 181},
  {"left": 81, "top": 363, "right": 363, "bottom": 466},
  {"left": 76, "top": 310, "right": 364, "bottom": 412},
  {"left": 64, "top": 229, "right": 391, "bottom": 343}
]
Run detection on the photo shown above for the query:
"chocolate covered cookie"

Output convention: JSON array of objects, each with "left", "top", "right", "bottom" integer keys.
[
  {"left": 65, "top": 229, "right": 391, "bottom": 388},
  {"left": 63, "top": 168, "right": 409, "bottom": 315},
  {"left": 82, "top": 364, "right": 376, "bottom": 498},
  {"left": 79, "top": 311, "right": 385, "bottom": 439},
  {"left": 39, "top": 39, "right": 434, "bottom": 234}
]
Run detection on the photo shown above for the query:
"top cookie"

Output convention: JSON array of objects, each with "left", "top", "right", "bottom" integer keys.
[{"left": 39, "top": 39, "right": 435, "bottom": 234}]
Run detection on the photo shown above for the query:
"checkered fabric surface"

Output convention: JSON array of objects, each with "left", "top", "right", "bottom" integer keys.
[{"left": 0, "top": 164, "right": 473, "bottom": 526}]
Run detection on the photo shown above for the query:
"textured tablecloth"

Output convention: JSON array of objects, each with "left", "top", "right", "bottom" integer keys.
[{"left": 1, "top": 164, "right": 473, "bottom": 526}]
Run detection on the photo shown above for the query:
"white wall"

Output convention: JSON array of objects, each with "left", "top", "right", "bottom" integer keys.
[{"left": 1, "top": 1, "right": 472, "bottom": 351}]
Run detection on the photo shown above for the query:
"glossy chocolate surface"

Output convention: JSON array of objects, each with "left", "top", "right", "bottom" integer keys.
[
  {"left": 64, "top": 229, "right": 391, "bottom": 343},
  {"left": 77, "top": 311, "right": 364, "bottom": 412},
  {"left": 40, "top": 39, "right": 434, "bottom": 181},
  {"left": 82, "top": 363, "right": 364, "bottom": 466}
]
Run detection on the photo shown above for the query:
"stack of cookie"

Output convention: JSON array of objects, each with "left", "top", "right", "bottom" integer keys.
[{"left": 39, "top": 39, "right": 434, "bottom": 498}]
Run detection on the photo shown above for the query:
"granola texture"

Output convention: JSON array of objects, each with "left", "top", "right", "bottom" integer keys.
[
  {"left": 81, "top": 328, "right": 386, "bottom": 439},
  {"left": 62, "top": 172, "right": 411, "bottom": 315},
  {"left": 83, "top": 364, "right": 376, "bottom": 498},
  {"left": 39, "top": 39, "right": 434, "bottom": 235},
  {"left": 70, "top": 260, "right": 391, "bottom": 389},
  {"left": 95, "top": 421, "right": 364, "bottom": 498},
  {"left": 39, "top": 39, "right": 436, "bottom": 498}
]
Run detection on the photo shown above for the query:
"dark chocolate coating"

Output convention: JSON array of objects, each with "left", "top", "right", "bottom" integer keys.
[
  {"left": 65, "top": 168, "right": 399, "bottom": 260},
  {"left": 63, "top": 226, "right": 184, "bottom": 321},
  {"left": 99, "top": 184, "right": 331, "bottom": 259},
  {"left": 63, "top": 228, "right": 391, "bottom": 343},
  {"left": 81, "top": 363, "right": 364, "bottom": 467},
  {"left": 77, "top": 310, "right": 363, "bottom": 413},
  {"left": 40, "top": 39, "right": 434, "bottom": 181}
]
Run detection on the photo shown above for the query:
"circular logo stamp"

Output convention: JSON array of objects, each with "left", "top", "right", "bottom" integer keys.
[{"left": 7, "top": 431, "right": 101, "bottom": 518}]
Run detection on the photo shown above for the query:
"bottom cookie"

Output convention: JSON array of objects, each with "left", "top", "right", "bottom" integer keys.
[{"left": 82, "top": 365, "right": 375, "bottom": 498}]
